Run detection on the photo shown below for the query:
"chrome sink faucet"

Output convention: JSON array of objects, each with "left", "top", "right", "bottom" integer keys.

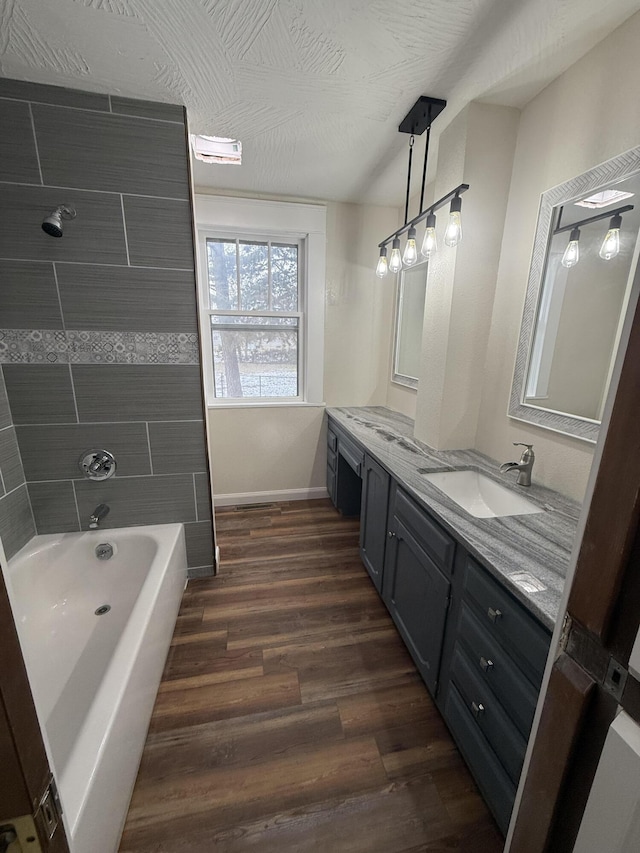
[
  {"left": 89, "top": 503, "right": 110, "bottom": 529},
  {"left": 500, "top": 443, "right": 535, "bottom": 487}
]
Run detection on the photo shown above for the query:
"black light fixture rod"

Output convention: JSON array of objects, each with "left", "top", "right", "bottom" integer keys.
[
  {"left": 404, "top": 135, "right": 415, "bottom": 225},
  {"left": 378, "top": 182, "right": 470, "bottom": 248},
  {"left": 553, "top": 204, "right": 634, "bottom": 235},
  {"left": 419, "top": 120, "right": 431, "bottom": 215}
]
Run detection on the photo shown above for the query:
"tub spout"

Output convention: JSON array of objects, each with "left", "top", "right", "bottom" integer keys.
[{"left": 89, "top": 504, "right": 110, "bottom": 529}]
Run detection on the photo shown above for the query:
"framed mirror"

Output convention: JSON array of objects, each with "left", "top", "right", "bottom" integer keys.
[
  {"left": 392, "top": 261, "right": 428, "bottom": 389},
  {"left": 509, "top": 147, "right": 640, "bottom": 442}
]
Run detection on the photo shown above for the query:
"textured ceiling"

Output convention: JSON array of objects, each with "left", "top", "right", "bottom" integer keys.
[{"left": 1, "top": 0, "right": 639, "bottom": 203}]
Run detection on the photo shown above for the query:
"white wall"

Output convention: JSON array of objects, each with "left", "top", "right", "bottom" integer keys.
[{"left": 475, "top": 11, "right": 640, "bottom": 501}]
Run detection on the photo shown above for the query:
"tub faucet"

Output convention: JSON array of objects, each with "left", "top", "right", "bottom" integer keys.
[
  {"left": 500, "top": 443, "right": 535, "bottom": 487},
  {"left": 89, "top": 504, "right": 110, "bottom": 529}
]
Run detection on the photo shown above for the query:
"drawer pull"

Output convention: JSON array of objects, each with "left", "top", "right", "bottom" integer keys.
[
  {"left": 388, "top": 531, "right": 396, "bottom": 539},
  {"left": 487, "top": 607, "right": 503, "bottom": 623},
  {"left": 471, "top": 701, "right": 485, "bottom": 719},
  {"left": 479, "top": 656, "right": 494, "bottom": 673}
]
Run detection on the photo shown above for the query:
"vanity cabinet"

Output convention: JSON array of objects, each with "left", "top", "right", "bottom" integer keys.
[
  {"left": 326, "top": 423, "right": 363, "bottom": 517},
  {"left": 382, "top": 484, "right": 455, "bottom": 695},
  {"left": 359, "top": 454, "right": 390, "bottom": 593}
]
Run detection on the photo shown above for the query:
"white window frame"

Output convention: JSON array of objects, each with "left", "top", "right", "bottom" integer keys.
[{"left": 194, "top": 195, "right": 326, "bottom": 408}]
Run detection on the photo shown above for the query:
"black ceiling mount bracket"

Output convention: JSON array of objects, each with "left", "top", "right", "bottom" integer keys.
[{"left": 398, "top": 95, "right": 447, "bottom": 135}]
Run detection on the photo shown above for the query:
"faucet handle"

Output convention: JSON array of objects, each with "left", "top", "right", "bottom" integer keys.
[{"left": 513, "top": 442, "right": 533, "bottom": 450}]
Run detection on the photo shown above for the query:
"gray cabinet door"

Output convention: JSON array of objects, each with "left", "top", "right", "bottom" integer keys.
[
  {"left": 383, "top": 517, "right": 451, "bottom": 695},
  {"left": 359, "top": 454, "right": 390, "bottom": 593}
]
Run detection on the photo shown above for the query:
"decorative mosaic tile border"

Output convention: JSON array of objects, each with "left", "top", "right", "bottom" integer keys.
[{"left": 0, "top": 329, "right": 200, "bottom": 365}]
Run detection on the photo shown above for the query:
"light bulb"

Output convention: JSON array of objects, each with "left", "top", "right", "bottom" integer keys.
[
  {"left": 403, "top": 227, "right": 418, "bottom": 266},
  {"left": 561, "top": 227, "right": 580, "bottom": 268},
  {"left": 444, "top": 196, "right": 463, "bottom": 247},
  {"left": 599, "top": 214, "right": 622, "bottom": 260},
  {"left": 389, "top": 237, "right": 403, "bottom": 273},
  {"left": 375, "top": 247, "right": 389, "bottom": 278},
  {"left": 420, "top": 212, "right": 437, "bottom": 258}
]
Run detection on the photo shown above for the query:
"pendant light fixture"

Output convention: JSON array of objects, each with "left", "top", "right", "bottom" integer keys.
[
  {"left": 554, "top": 203, "right": 633, "bottom": 269},
  {"left": 375, "top": 96, "right": 470, "bottom": 277}
]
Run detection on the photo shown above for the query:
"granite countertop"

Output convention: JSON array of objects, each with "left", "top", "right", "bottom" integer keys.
[{"left": 326, "top": 406, "right": 581, "bottom": 630}]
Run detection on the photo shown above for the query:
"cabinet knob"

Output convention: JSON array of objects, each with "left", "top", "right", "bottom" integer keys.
[
  {"left": 388, "top": 531, "right": 396, "bottom": 539},
  {"left": 487, "top": 607, "right": 503, "bottom": 623},
  {"left": 480, "top": 656, "right": 494, "bottom": 673},
  {"left": 471, "top": 701, "right": 485, "bottom": 719}
]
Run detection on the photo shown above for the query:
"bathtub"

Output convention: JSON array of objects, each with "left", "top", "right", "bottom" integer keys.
[{"left": 8, "top": 523, "right": 187, "bottom": 853}]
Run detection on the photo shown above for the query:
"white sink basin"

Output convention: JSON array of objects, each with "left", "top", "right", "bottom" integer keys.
[{"left": 423, "top": 470, "right": 544, "bottom": 519}]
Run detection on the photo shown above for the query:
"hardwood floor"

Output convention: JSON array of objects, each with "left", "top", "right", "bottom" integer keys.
[{"left": 119, "top": 499, "right": 504, "bottom": 852}]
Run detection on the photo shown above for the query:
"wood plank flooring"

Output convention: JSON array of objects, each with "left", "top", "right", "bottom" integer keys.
[{"left": 119, "top": 499, "right": 504, "bottom": 852}]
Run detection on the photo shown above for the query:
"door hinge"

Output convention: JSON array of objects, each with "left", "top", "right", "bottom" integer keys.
[{"left": 34, "top": 776, "right": 62, "bottom": 842}]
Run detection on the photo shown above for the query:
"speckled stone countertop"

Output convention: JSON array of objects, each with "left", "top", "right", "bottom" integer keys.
[{"left": 327, "top": 406, "right": 581, "bottom": 630}]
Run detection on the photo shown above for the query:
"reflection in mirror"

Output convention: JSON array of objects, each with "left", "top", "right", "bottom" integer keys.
[
  {"left": 392, "top": 261, "right": 428, "bottom": 389},
  {"left": 510, "top": 147, "right": 640, "bottom": 442}
]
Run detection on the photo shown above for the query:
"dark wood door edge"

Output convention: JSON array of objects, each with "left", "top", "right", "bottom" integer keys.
[{"left": 508, "top": 653, "right": 594, "bottom": 853}]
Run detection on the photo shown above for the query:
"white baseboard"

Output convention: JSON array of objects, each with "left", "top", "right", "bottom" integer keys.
[{"left": 213, "top": 487, "right": 329, "bottom": 507}]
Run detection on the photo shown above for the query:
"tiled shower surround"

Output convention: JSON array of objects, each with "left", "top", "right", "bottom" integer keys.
[{"left": 0, "top": 78, "right": 215, "bottom": 575}]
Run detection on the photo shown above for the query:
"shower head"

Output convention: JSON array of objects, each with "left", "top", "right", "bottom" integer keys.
[{"left": 42, "top": 205, "right": 76, "bottom": 238}]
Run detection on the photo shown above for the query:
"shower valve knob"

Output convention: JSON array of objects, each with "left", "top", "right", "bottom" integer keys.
[{"left": 79, "top": 449, "right": 117, "bottom": 481}]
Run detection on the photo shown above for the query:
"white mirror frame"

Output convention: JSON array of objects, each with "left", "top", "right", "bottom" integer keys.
[{"left": 509, "top": 146, "right": 640, "bottom": 444}]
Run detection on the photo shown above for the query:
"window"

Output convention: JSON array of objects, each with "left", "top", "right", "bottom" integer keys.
[
  {"left": 195, "top": 195, "right": 326, "bottom": 407},
  {"left": 205, "top": 237, "right": 302, "bottom": 400}
]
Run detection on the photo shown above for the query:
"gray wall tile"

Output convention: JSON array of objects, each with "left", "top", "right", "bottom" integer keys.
[
  {"left": 0, "top": 370, "right": 12, "bottom": 430},
  {"left": 3, "top": 364, "right": 77, "bottom": 424},
  {"left": 0, "top": 484, "right": 35, "bottom": 559},
  {"left": 72, "top": 365, "right": 202, "bottom": 422},
  {"left": 194, "top": 472, "right": 212, "bottom": 521},
  {"left": 123, "top": 196, "right": 194, "bottom": 269},
  {"left": 148, "top": 421, "right": 206, "bottom": 474},
  {"left": 29, "top": 480, "right": 79, "bottom": 534},
  {"left": 74, "top": 474, "right": 196, "bottom": 530},
  {"left": 16, "top": 422, "right": 151, "bottom": 481},
  {"left": 187, "top": 564, "right": 215, "bottom": 579},
  {"left": 0, "top": 261, "right": 63, "bottom": 328},
  {"left": 0, "top": 100, "right": 41, "bottom": 184},
  {"left": 0, "top": 79, "right": 109, "bottom": 111},
  {"left": 184, "top": 520, "right": 214, "bottom": 568},
  {"left": 33, "top": 105, "right": 189, "bottom": 199},
  {"left": 111, "top": 97, "right": 184, "bottom": 124},
  {"left": 0, "top": 427, "right": 25, "bottom": 493},
  {"left": 56, "top": 264, "right": 197, "bottom": 332},
  {"left": 0, "top": 184, "right": 128, "bottom": 265}
]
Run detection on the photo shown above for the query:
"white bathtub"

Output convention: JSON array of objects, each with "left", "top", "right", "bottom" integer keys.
[{"left": 8, "top": 523, "right": 187, "bottom": 853}]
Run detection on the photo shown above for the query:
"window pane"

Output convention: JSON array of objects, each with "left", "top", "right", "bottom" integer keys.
[
  {"left": 211, "top": 315, "right": 298, "bottom": 327},
  {"left": 239, "top": 241, "right": 268, "bottom": 311},
  {"left": 212, "top": 328, "right": 298, "bottom": 398},
  {"left": 207, "top": 239, "right": 237, "bottom": 310},
  {"left": 271, "top": 243, "right": 298, "bottom": 311}
]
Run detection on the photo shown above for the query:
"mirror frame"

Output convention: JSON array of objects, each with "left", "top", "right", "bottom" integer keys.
[
  {"left": 391, "top": 260, "right": 428, "bottom": 390},
  {"left": 509, "top": 146, "right": 640, "bottom": 443}
]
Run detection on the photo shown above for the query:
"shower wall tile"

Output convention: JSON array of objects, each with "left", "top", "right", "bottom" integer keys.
[
  {"left": 56, "top": 265, "right": 198, "bottom": 332},
  {"left": 0, "top": 79, "right": 110, "bottom": 111},
  {"left": 110, "top": 96, "right": 184, "bottom": 124},
  {"left": 195, "top": 473, "right": 212, "bottom": 521},
  {"left": 3, "top": 364, "right": 77, "bottom": 424},
  {"left": 148, "top": 421, "right": 207, "bottom": 474},
  {"left": 72, "top": 364, "right": 202, "bottom": 422},
  {"left": 29, "top": 481, "right": 79, "bottom": 534},
  {"left": 17, "top": 422, "right": 151, "bottom": 481},
  {"left": 0, "top": 371, "right": 12, "bottom": 430},
  {"left": 184, "top": 520, "right": 214, "bottom": 569},
  {"left": 0, "top": 427, "right": 25, "bottom": 493},
  {"left": 0, "top": 184, "right": 128, "bottom": 265},
  {"left": 123, "top": 196, "right": 194, "bottom": 269},
  {"left": 32, "top": 105, "right": 189, "bottom": 199},
  {"left": 0, "top": 100, "right": 42, "bottom": 185},
  {"left": 0, "top": 485, "right": 35, "bottom": 560},
  {"left": 74, "top": 475, "right": 196, "bottom": 529},
  {"left": 0, "top": 261, "right": 63, "bottom": 329}
]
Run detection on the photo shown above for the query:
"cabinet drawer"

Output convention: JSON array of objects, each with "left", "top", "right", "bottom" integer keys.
[
  {"left": 339, "top": 434, "right": 364, "bottom": 476},
  {"left": 327, "top": 446, "right": 337, "bottom": 472},
  {"left": 327, "top": 428, "right": 338, "bottom": 452},
  {"left": 457, "top": 603, "right": 538, "bottom": 736},
  {"left": 463, "top": 557, "right": 550, "bottom": 685},
  {"left": 444, "top": 683, "right": 516, "bottom": 835},
  {"left": 393, "top": 487, "right": 455, "bottom": 573},
  {"left": 450, "top": 645, "right": 527, "bottom": 784}
]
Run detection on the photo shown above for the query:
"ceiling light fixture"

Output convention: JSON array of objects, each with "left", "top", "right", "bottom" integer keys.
[
  {"left": 375, "top": 95, "right": 469, "bottom": 277},
  {"left": 554, "top": 203, "right": 633, "bottom": 268}
]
